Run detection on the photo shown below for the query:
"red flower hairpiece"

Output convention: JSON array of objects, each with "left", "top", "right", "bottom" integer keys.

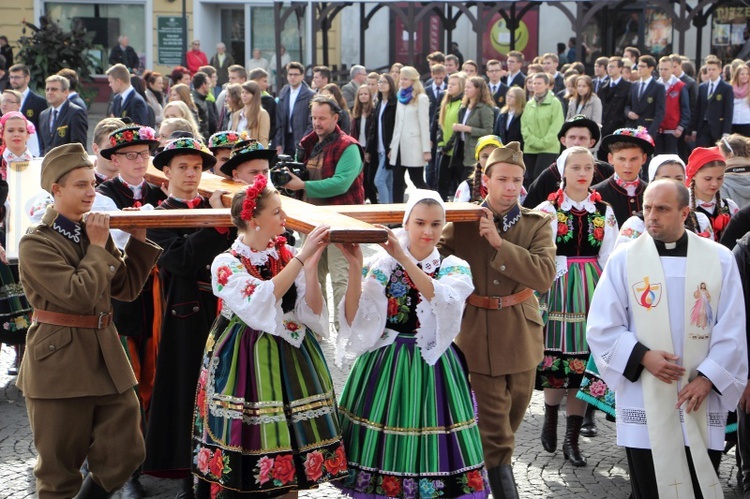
[{"left": 240, "top": 174, "right": 268, "bottom": 221}]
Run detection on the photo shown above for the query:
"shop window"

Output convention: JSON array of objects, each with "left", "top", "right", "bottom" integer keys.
[
  {"left": 712, "top": 3, "right": 750, "bottom": 62},
  {"left": 46, "top": 2, "right": 146, "bottom": 74}
]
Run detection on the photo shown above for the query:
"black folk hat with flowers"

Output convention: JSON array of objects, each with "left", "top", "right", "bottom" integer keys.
[
  {"left": 600, "top": 126, "right": 655, "bottom": 155},
  {"left": 100, "top": 126, "right": 159, "bottom": 159},
  {"left": 208, "top": 130, "right": 249, "bottom": 153},
  {"left": 220, "top": 139, "right": 277, "bottom": 176},
  {"left": 153, "top": 137, "right": 217, "bottom": 171}
]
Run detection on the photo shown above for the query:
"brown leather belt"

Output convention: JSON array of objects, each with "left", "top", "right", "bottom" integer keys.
[
  {"left": 467, "top": 288, "right": 534, "bottom": 310},
  {"left": 33, "top": 310, "right": 113, "bottom": 329}
]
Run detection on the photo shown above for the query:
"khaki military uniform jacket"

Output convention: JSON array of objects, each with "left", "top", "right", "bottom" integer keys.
[
  {"left": 438, "top": 204, "right": 556, "bottom": 376},
  {"left": 16, "top": 206, "right": 162, "bottom": 398}
]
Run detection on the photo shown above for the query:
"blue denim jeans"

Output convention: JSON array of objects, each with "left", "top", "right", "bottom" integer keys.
[{"left": 374, "top": 152, "right": 393, "bottom": 204}]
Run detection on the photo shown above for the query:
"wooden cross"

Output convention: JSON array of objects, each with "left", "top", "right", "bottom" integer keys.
[{"left": 103, "top": 165, "right": 483, "bottom": 243}]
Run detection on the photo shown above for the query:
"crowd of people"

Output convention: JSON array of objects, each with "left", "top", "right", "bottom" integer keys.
[{"left": 2, "top": 33, "right": 750, "bottom": 499}]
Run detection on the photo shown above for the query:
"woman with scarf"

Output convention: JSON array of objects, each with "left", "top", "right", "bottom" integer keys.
[
  {"left": 732, "top": 63, "right": 750, "bottom": 137},
  {"left": 389, "top": 66, "right": 431, "bottom": 203},
  {"left": 534, "top": 146, "right": 618, "bottom": 468},
  {"left": 192, "top": 176, "right": 347, "bottom": 496},
  {"left": 0, "top": 111, "right": 35, "bottom": 376},
  {"left": 335, "top": 189, "right": 488, "bottom": 499},
  {"left": 686, "top": 146, "right": 739, "bottom": 242},
  {"left": 436, "top": 72, "right": 466, "bottom": 200}
]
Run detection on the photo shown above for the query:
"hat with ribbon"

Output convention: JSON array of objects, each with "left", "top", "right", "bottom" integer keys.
[
  {"left": 220, "top": 139, "right": 277, "bottom": 176},
  {"left": 685, "top": 147, "right": 726, "bottom": 186},
  {"left": 208, "top": 130, "right": 249, "bottom": 152},
  {"left": 600, "top": 127, "right": 655, "bottom": 155},
  {"left": 100, "top": 126, "right": 159, "bottom": 159},
  {"left": 153, "top": 137, "right": 216, "bottom": 171},
  {"left": 41, "top": 143, "right": 94, "bottom": 193}
]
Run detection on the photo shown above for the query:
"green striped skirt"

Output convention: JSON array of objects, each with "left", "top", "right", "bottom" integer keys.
[
  {"left": 336, "top": 333, "right": 489, "bottom": 499},
  {"left": 192, "top": 316, "right": 347, "bottom": 495},
  {"left": 536, "top": 257, "right": 601, "bottom": 390}
]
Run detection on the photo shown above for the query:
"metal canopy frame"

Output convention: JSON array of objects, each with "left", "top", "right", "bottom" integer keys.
[{"left": 271, "top": 0, "right": 735, "bottom": 90}]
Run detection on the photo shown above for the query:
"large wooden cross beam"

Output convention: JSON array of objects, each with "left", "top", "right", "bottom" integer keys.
[{"left": 103, "top": 165, "right": 484, "bottom": 243}]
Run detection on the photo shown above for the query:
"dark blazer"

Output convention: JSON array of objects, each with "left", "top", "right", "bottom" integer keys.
[
  {"left": 113, "top": 89, "right": 149, "bottom": 127},
  {"left": 39, "top": 101, "right": 88, "bottom": 155},
  {"left": 21, "top": 90, "right": 48, "bottom": 131},
  {"left": 425, "top": 82, "right": 445, "bottom": 143},
  {"left": 108, "top": 45, "right": 140, "bottom": 72},
  {"left": 553, "top": 73, "right": 566, "bottom": 95},
  {"left": 494, "top": 111, "right": 523, "bottom": 147},
  {"left": 489, "top": 82, "right": 509, "bottom": 109},
  {"left": 209, "top": 52, "right": 235, "bottom": 88},
  {"left": 679, "top": 73, "right": 699, "bottom": 131},
  {"left": 691, "top": 79, "right": 734, "bottom": 143},
  {"left": 67, "top": 93, "right": 88, "bottom": 117},
  {"left": 503, "top": 72, "right": 526, "bottom": 89},
  {"left": 599, "top": 78, "right": 632, "bottom": 137},
  {"left": 274, "top": 82, "right": 314, "bottom": 152},
  {"left": 261, "top": 94, "right": 277, "bottom": 148},
  {"left": 366, "top": 95, "right": 397, "bottom": 159},
  {"left": 625, "top": 78, "right": 666, "bottom": 138},
  {"left": 592, "top": 76, "right": 610, "bottom": 95}
]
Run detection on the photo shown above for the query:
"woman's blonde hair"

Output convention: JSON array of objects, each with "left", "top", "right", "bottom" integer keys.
[
  {"left": 501, "top": 86, "right": 527, "bottom": 114},
  {"left": 399, "top": 66, "right": 425, "bottom": 105},
  {"left": 438, "top": 73, "right": 466, "bottom": 128},
  {"left": 170, "top": 83, "right": 197, "bottom": 112},
  {"left": 163, "top": 101, "right": 201, "bottom": 138}
]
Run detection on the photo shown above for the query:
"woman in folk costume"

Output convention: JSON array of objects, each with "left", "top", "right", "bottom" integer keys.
[
  {"left": 335, "top": 189, "right": 489, "bottom": 499},
  {"left": 685, "top": 146, "right": 740, "bottom": 242},
  {"left": 192, "top": 175, "right": 348, "bottom": 496},
  {"left": 615, "top": 154, "right": 715, "bottom": 247},
  {"left": 0, "top": 111, "right": 35, "bottom": 375},
  {"left": 533, "top": 146, "right": 618, "bottom": 467}
]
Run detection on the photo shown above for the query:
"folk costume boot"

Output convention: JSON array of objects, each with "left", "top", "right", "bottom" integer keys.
[
  {"left": 580, "top": 404, "right": 598, "bottom": 437},
  {"left": 563, "top": 415, "right": 587, "bottom": 467},
  {"left": 541, "top": 403, "right": 559, "bottom": 452},
  {"left": 73, "top": 475, "right": 113, "bottom": 499},
  {"left": 487, "top": 465, "right": 520, "bottom": 499}
]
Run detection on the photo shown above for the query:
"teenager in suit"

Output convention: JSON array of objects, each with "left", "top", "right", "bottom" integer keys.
[
  {"left": 274, "top": 61, "right": 314, "bottom": 156},
  {"left": 503, "top": 51, "right": 526, "bottom": 89},
  {"left": 625, "top": 55, "right": 666, "bottom": 139},
  {"left": 39, "top": 75, "right": 88, "bottom": 155},
  {"left": 106, "top": 64, "right": 149, "bottom": 126},
  {"left": 425, "top": 64, "right": 447, "bottom": 190},
  {"left": 487, "top": 59, "right": 510, "bottom": 109},
  {"left": 598, "top": 57, "right": 632, "bottom": 161},
  {"left": 691, "top": 56, "right": 734, "bottom": 148},
  {"left": 542, "top": 53, "right": 566, "bottom": 95},
  {"left": 8, "top": 64, "right": 46, "bottom": 132}
]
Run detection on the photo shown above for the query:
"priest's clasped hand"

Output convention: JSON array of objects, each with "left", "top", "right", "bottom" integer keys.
[
  {"left": 676, "top": 376, "right": 713, "bottom": 414},
  {"left": 642, "top": 350, "right": 685, "bottom": 384}
]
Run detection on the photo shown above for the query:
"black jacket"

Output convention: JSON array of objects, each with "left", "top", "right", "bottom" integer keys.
[
  {"left": 21, "top": 90, "right": 48, "bottom": 131},
  {"left": 367, "top": 95, "right": 396, "bottom": 159},
  {"left": 720, "top": 202, "right": 750, "bottom": 249},
  {"left": 625, "top": 78, "right": 666, "bottom": 139},
  {"left": 113, "top": 88, "right": 149, "bottom": 127},
  {"left": 599, "top": 78, "right": 632, "bottom": 137},
  {"left": 691, "top": 79, "right": 734, "bottom": 141},
  {"left": 108, "top": 45, "right": 140, "bottom": 72},
  {"left": 494, "top": 111, "right": 523, "bottom": 147},
  {"left": 732, "top": 231, "right": 750, "bottom": 367},
  {"left": 39, "top": 100, "right": 88, "bottom": 155},
  {"left": 261, "top": 94, "right": 277, "bottom": 147}
]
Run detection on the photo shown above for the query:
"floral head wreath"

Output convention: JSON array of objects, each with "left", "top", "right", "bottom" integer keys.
[{"left": 241, "top": 174, "right": 268, "bottom": 221}]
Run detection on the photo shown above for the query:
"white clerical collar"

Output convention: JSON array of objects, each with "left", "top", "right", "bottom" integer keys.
[{"left": 664, "top": 241, "right": 677, "bottom": 250}]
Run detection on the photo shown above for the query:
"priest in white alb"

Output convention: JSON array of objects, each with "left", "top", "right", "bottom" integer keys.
[{"left": 587, "top": 179, "right": 748, "bottom": 499}]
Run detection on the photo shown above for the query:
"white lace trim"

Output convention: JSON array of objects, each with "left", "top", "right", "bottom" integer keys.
[
  {"left": 230, "top": 237, "right": 280, "bottom": 266},
  {"left": 560, "top": 192, "right": 597, "bottom": 213}
]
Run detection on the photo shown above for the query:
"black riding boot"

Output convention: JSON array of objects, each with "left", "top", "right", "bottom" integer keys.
[
  {"left": 541, "top": 403, "right": 559, "bottom": 452},
  {"left": 73, "top": 475, "right": 113, "bottom": 499},
  {"left": 563, "top": 415, "right": 588, "bottom": 467},
  {"left": 487, "top": 464, "right": 519, "bottom": 499},
  {"left": 580, "top": 403, "right": 598, "bottom": 437}
]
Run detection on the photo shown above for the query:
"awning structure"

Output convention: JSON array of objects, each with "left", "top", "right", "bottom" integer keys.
[{"left": 270, "top": 0, "right": 733, "bottom": 89}]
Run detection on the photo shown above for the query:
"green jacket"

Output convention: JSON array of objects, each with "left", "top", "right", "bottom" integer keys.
[
  {"left": 437, "top": 97, "right": 463, "bottom": 154},
  {"left": 458, "top": 102, "right": 495, "bottom": 167},
  {"left": 521, "top": 91, "right": 565, "bottom": 154}
]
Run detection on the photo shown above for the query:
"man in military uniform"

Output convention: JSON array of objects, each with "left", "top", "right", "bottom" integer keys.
[
  {"left": 16, "top": 143, "right": 162, "bottom": 498},
  {"left": 439, "top": 142, "right": 556, "bottom": 499}
]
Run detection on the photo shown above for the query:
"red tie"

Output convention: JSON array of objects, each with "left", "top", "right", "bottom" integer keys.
[{"left": 186, "top": 197, "right": 202, "bottom": 209}]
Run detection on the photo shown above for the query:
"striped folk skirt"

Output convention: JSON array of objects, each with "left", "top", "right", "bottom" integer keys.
[
  {"left": 192, "top": 316, "right": 347, "bottom": 495},
  {"left": 336, "top": 333, "right": 489, "bottom": 499},
  {"left": 536, "top": 257, "right": 601, "bottom": 390}
]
